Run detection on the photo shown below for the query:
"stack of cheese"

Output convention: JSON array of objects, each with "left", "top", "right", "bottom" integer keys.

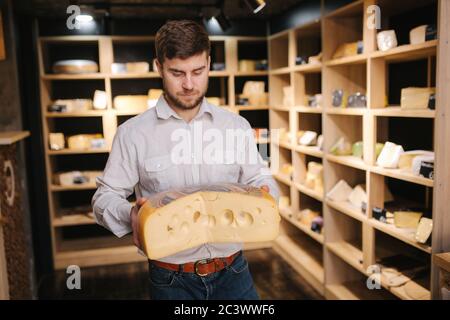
[
  {"left": 138, "top": 183, "right": 280, "bottom": 259},
  {"left": 67, "top": 134, "right": 106, "bottom": 150},
  {"left": 304, "top": 162, "right": 323, "bottom": 194},
  {"left": 54, "top": 170, "right": 102, "bottom": 186},
  {"left": 111, "top": 62, "right": 150, "bottom": 74},
  {"left": 238, "top": 81, "right": 268, "bottom": 106},
  {"left": 327, "top": 180, "right": 367, "bottom": 212},
  {"left": 373, "top": 206, "right": 433, "bottom": 245},
  {"left": 52, "top": 59, "right": 99, "bottom": 74},
  {"left": 377, "top": 142, "right": 434, "bottom": 179},
  {"left": 48, "top": 90, "right": 107, "bottom": 113}
]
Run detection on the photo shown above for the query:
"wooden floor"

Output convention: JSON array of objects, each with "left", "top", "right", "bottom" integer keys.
[{"left": 38, "top": 249, "right": 324, "bottom": 299}]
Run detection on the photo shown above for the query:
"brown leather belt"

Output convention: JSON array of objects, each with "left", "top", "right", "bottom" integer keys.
[{"left": 150, "top": 251, "right": 241, "bottom": 276}]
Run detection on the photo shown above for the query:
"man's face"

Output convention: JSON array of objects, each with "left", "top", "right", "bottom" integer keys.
[{"left": 157, "top": 51, "right": 210, "bottom": 110}]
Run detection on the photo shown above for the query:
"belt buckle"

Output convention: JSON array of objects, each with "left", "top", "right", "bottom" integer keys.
[{"left": 194, "top": 259, "right": 212, "bottom": 277}]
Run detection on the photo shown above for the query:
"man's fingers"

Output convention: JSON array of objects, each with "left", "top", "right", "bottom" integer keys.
[
  {"left": 261, "top": 185, "right": 270, "bottom": 193},
  {"left": 136, "top": 197, "right": 148, "bottom": 208}
]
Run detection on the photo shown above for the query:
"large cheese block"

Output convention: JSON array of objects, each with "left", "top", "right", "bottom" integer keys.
[
  {"left": 113, "top": 95, "right": 149, "bottom": 113},
  {"left": 332, "top": 41, "right": 363, "bottom": 59},
  {"left": 54, "top": 170, "right": 102, "bottom": 186},
  {"left": 327, "top": 180, "right": 353, "bottom": 202},
  {"left": 305, "top": 162, "right": 323, "bottom": 193},
  {"left": 377, "top": 30, "right": 398, "bottom": 51},
  {"left": 67, "top": 134, "right": 104, "bottom": 150},
  {"left": 348, "top": 184, "right": 367, "bottom": 210},
  {"left": 238, "top": 60, "right": 256, "bottom": 72},
  {"left": 93, "top": 90, "right": 107, "bottom": 110},
  {"left": 400, "top": 87, "right": 435, "bottom": 109},
  {"left": 394, "top": 211, "right": 423, "bottom": 229},
  {"left": 52, "top": 59, "right": 99, "bottom": 74},
  {"left": 111, "top": 62, "right": 150, "bottom": 74},
  {"left": 376, "top": 142, "right": 404, "bottom": 168},
  {"left": 138, "top": 183, "right": 280, "bottom": 259},
  {"left": 409, "top": 25, "right": 437, "bottom": 45},
  {"left": 398, "top": 150, "right": 434, "bottom": 171},
  {"left": 415, "top": 218, "right": 432, "bottom": 244},
  {"left": 50, "top": 99, "right": 93, "bottom": 113},
  {"left": 330, "top": 137, "right": 352, "bottom": 156},
  {"left": 49, "top": 133, "right": 65, "bottom": 150}
]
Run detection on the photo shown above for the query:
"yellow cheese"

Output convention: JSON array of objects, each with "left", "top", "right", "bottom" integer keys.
[
  {"left": 93, "top": 90, "right": 107, "bottom": 110},
  {"left": 327, "top": 180, "right": 352, "bottom": 202},
  {"left": 278, "top": 196, "right": 290, "bottom": 211},
  {"left": 240, "top": 81, "right": 267, "bottom": 106},
  {"left": 394, "top": 211, "right": 423, "bottom": 229},
  {"left": 330, "top": 137, "right": 352, "bottom": 156},
  {"left": 280, "top": 164, "right": 294, "bottom": 179},
  {"left": 67, "top": 134, "right": 103, "bottom": 150},
  {"left": 305, "top": 162, "right": 323, "bottom": 193},
  {"left": 400, "top": 87, "right": 435, "bottom": 109},
  {"left": 398, "top": 150, "right": 434, "bottom": 171},
  {"left": 238, "top": 60, "right": 256, "bottom": 72},
  {"left": 415, "top": 218, "right": 432, "bottom": 244},
  {"left": 297, "top": 209, "right": 319, "bottom": 226},
  {"left": 138, "top": 183, "right": 280, "bottom": 259},
  {"left": 126, "top": 62, "right": 149, "bottom": 73},
  {"left": 113, "top": 95, "right": 149, "bottom": 113},
  {"left": 332, "top": 41, "right": 362, "bottom": 59},
  {"left": 49, "top": 133, "right": 65, "bottom": 150}
]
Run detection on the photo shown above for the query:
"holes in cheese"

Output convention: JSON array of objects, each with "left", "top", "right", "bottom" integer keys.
[{"left": 138, "top": 183, "right": 280, "bottom": 259}]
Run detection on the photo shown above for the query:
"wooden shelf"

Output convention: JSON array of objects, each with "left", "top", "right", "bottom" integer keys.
[
  {"left": 273, "top": 235, "right": 324, "bottom": 294},
  {"left": 270, "top": 67, "right": 291, "bottom": 75},
  {"left": 234, "top": 105, "right": 269, "bottom": 111},
  {"left": 327, "top": 241, "right": 364, "bottom": 273},
  {"left": 47, "top": 148, "right": 110, "bottom": 155},
  {"left": 271, "top": 105, "right": 291, "bottom": 112},
  {"left": 42, "top": 73, "right": 105, "bottom": 80},
  {"left": 50, "top": 183, "right": 97, "bottom": 191},
  {"left": 234, "top": 71, "right": 268, "bottom": 77},
  {"left": 370, "top": 166, "right": 433, "bottom": 187},
  {"left": 371, "top": 40, "right": 437, "bottom": 62},
  {"left": 279, "top": 209, "right": 324, "bottom": 244},
  {"left": 275, "top": 140, "right": 293, "bottom": 150},
  {"left": 325, "top": 54, "right": 368, "bottom": 66},
  {"left": 0, "top": 131, "right": 30, "bottom": 145},
  {"left": 325, "top": 281, "right": 395, "bottom": 300},
  {"left": 273, "top": 173, "right": 293, "bottom": 187},
  {"left": 325, "top": 108, "right": 366, "bottom": 116},
  {"left": 292, "top": 63, "right": 322, "bottom": 73},
  {"left": 324, "top": 0, "right": 364, "bottom": 18},
  {"left": 292, "top": 106, "right": 323, "bottom": 114},
  {"left": 326, "top": 199, "right": 366, "bottom": 222},
  {"left": 293, "top": 145, "right": 323, "bottom": 158},
  {"left": 53, "top": 214, "right": 96, "bottom": 227},
  {"left": 294, "top": 182, "right": 323, "bottom": 202},
  {"left": 45, "top": 111, "right": 107, "bottom": 117},
  {"left": 371, "top": 106, "right": 435, "bottom": 118},
  {"left": 368, "top": 218, "right": 432, "bottom": 254},
  {"left": 326, "top": 154, "right": 367, "bottom": 171},
  {"left": 108, "top": 72, "right": 160, "bottom": 79},
  {"left": 209, "top": 71, "right": 231, "bottom": 77}
]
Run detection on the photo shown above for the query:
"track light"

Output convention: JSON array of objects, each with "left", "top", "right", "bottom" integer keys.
[
  {"left": 75, "top": 5, "right": 94, "bottom": 23},
  {"left": 244, "top": 0, "right": 266, "bottom": 14},
  {"left": 214, "top": 10, "right": 231, "bottom": 31}
]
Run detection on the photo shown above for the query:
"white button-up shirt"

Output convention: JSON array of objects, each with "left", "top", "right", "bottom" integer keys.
[{"left": 92, "top": 95, "right": 280, "bottom": 264}]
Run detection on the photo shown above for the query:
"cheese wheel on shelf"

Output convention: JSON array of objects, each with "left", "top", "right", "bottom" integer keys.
[
  {"left": 113, "top": 95, "right": 149, "bottom": 113},
  {"left": 138, "top": 183, "right": 280, "bottom": 259},
  {"left": 52, "top": 59, "right": 99, "bottom": 74}
]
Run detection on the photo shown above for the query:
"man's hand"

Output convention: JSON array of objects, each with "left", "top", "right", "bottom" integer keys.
[
  {"left": 130, "top": 197, "right": 148, "bottom": 249},
  {"left": 261, "top": 185, "right": 270, "bottom": 193}
]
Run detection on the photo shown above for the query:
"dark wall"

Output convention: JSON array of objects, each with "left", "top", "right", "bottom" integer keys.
[{"left": 0, "top": 0, "right": 37, "bottom": 298}]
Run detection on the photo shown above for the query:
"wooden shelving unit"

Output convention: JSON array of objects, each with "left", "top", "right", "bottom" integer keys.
[
  {"left": 37, "top": 34, "right": 270, "bottom": 269},
  {"left": 269, "top": 0, "right": 445, "bottom": 300}
]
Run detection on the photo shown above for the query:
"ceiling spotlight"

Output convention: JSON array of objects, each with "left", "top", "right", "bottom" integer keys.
[
  {"left": 214, "top": 10, "right": 231, "bottom": 31},
  {"left": 75, "top": 5, "right": 94, "bottom": 23},
  {"left": 244, "top": 0, "right": 266, "bottom": 14}
]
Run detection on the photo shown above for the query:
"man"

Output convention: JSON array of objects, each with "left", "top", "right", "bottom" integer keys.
[{"left": 92, "top": 20, "right": 280, "bottom": 300}]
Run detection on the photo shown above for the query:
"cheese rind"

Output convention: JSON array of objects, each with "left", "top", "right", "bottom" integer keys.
[{"left": 138, "top": 183, "right": 280, "bottom": 259}]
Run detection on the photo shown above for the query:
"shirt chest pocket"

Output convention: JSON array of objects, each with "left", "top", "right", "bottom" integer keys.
[
  {"left": 211, "top": 153, "right": 241, "bottom": 183},
  {"left": 143, "top": 154, "right": 178, "bottom": 192}
]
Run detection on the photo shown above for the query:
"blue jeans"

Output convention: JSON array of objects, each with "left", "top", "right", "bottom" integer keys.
[{"left": 148, "top": 251, "right": 260, "bottom": 300}]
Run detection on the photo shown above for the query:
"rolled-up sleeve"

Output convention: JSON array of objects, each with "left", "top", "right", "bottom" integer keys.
[
  {"left": 91, "top": 126, "right": 139, "bottom": 237},
  {"left": 237, "top": 117, "right": 280, "bottom": 203}
]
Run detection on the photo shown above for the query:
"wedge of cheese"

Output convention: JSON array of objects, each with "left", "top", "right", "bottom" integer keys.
[
  {"left": 348, "top": 184, "right": 367, "bottom": 210},
  {"left": 327, "top": 180, "right": 353, "bottom": 202},
  {"left": 113, "top": 95, "right": 149, "bottom": 113},
  {"left": 49, "top": 133, "right": 65, "bottom": 150},
  {"left": 138, "top": 183, "right": 280, "bottom": 259},
  {"left": 415, "top": 217, "right": 432, "bottom": 244},
  {"left": 305, "top": 162, "right": 323, "bottom": 193},
  {"left": 394, "top": 211, "right": 423, "bottom": 229},
  {"left": 376, "top": 142, "right": 404, "bottom": 168},
  {"left": 299, "top": 131, "right": 317, "bottom": 146},
  {"left": 330, "top": 137, "right": 352, "bottom": 156},
  {"left": 400, "top": 87, "right": 435, "bottom": 109},
  {"left": 398, "top": 150, "right": 434, "bottom": 171}
]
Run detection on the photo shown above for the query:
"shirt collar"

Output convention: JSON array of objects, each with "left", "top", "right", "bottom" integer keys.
[{"left": 155, "top": 95, "right": 215, "bottom": 123}]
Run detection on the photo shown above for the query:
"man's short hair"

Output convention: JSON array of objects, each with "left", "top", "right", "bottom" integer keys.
[{"left": 155, "top": 20, "right": 211, "bottom": 64}]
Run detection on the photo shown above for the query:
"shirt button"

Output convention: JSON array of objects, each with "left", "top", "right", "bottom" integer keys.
[{"left": 157, "top": 164, "right": 161, "bottom": 168}]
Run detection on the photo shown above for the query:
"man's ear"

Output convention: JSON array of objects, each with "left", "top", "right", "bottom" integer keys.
[
  {"left": 207, "top": 55, "right": 211, "bottom": 70},
  {"left": 154, "top": 58, "right": 162, "bottom": 76}
]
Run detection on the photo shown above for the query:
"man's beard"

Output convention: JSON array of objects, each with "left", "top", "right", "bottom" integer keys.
[{"left": 163, "top": 81, "right": 207, "bottom": 111}]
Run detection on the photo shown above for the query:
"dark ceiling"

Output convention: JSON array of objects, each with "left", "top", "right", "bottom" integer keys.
[{"left": 15, "top": 0, "right": 306, "bottom": 20}]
